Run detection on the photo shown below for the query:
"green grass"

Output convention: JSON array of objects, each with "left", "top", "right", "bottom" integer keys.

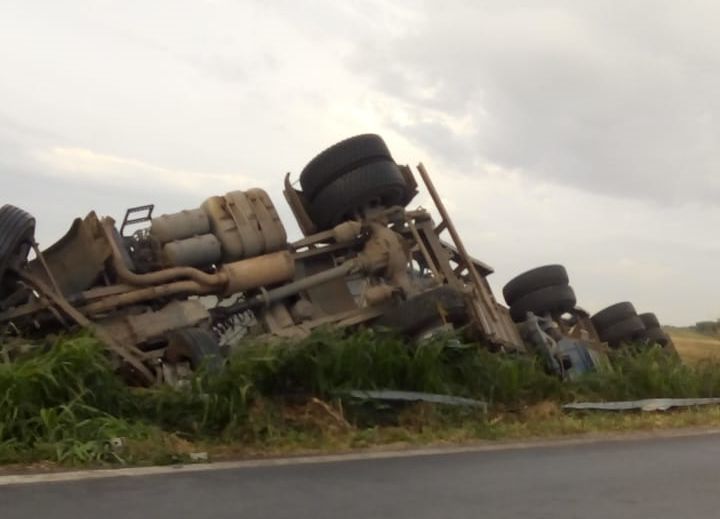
[{"left": 3, "top": 329, "right": 720, "bottom": 468}]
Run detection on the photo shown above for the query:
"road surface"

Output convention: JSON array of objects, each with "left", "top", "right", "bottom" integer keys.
[{"left": 3, "top": 432, "right": 720, "bottom": 518}]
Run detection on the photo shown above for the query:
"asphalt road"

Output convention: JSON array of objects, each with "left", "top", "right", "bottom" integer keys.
[{"left": 3, "top": 433, "right": 720, "bottom": 519}]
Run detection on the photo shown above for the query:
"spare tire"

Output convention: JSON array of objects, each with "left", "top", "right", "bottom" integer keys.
[
  {"left": 502, "top": 265, "right": 569, "bottom": 306},
  {"left": 591, "top": 302, "right": 637, "bottom": 332},
  {"left": 373, "top": 286, "right": 469, "bottom": 336},
  {"left": 600, "top": 316, "right": 646, "bottom": 347},
  {"left": 309, "top": 161, "right": 409, "bottom": 230},
  {"left": 0, "top": 205, "right": 36, "bottom": 283},
  {"left": 638, "top": 312, "right": 661, "bottom": 330},
  {"left": 509, "top": 284, "right": 577, "bottom": 322},
  {"left": 300, "top": 134, "right": 394, "bottom": 201}
]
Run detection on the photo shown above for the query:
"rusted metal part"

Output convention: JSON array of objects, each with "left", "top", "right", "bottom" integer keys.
[
  {"left": 413, "top": 218, "right": 457, "bottom": 285},
  {"left": 217, "top": 221, "right": 398, "bottom": 323},
  {"left": 360, "top": 223, "right": 413, "bottom": 295},
  {"left": 215, "top": 260, "right": 360, "bottom": 318},
  {"left": 27, "top": 212, "right": 113, "bottom": 295},
  {"left": 283, "top": 173, "right": 317, "bottom": 236},
  {"left": 79, "top": 280, "right": 213, "bottom": 315},
  {"left": 0, "top": 291, "right": 52, "bottom": 322},
  {"left": 292, "top": 239, "right": 364, "bottom": 262},
  {"left": 15, "top": 270, "right": 155, "bottom": 384},
  {"left": 120, "top": 204, "right": 154, "bottom": 237},
  {"left": 290, "top": 229, "right": 336, "bottom": 250},
  {"left": 250, "top": 260, "right": 361, "bottom": 309},
  {"left": 220, "top": 251, "right": 295, "bottom": 296},
  {"left": 162, "top": 234, "right": 222, "bottom": 268},
  {"left": 440, "top": 240, "right": 494, "bottom": 277},
  {"left": 295, "top": 255, "right": 360, "bottom": 316},
  {"left": 0, "top": 284, "right": 140, "bottom": 322},
  {"left": 0, "top": 139, "right": 609, "bottom": 385},
  {"left": 201, "top": 189, "right": 286, "bottom": 262},
  {"left": 31, "top": 241, "right": 62, "bottom": 296},
  {"left": 416, "top": 163, "right": 499, "bottom": 318},
  {"left": 150, "top": 208, "right": 209, "bottom": 243},
  {"left": 414, "top": 163, "right": 523, "bottom": 350},
  {"left": 102, "top": 220, "right": 227, "bottom": 288},
  {"left": 406, "top": 219, "right": 443, "bottom": 282},
  {"left": 96, "top": 300, "right": 210, "bottom": 349}
]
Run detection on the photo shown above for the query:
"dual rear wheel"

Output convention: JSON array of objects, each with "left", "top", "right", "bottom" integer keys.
[
  {"left": 504, "top": 265, "right": 670, "bottom": 349},
  {"left": 591, "top": 303, "right": 669, "bottom": 348},
  {"left": 502, "top": 265, "right": 577, "bottom": 322},
  {"left": 299, "top": 134, "right": 411, "bottom": 230}
]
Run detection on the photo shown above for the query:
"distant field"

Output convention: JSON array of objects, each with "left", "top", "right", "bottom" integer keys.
[{"left": 666, "top": 327, "right": 720, "bottom": 363}]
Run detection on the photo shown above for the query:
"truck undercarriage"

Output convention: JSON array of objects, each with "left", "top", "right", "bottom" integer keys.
[{"left": 0, "top": 134, "right": 673, "bottom": 384}]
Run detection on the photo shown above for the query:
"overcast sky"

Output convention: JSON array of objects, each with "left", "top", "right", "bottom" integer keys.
[{"left": 1, "top": 0, "right": 719, "bottom": 325}]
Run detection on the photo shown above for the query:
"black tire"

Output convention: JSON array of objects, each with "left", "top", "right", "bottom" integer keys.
[
  {"left": 591, "top": 302, "right": 637, "bottom": 332},
  {"left": 638, "top": 312, "right": 660, "bottom": 330},
  {"left": 309, "top": 161, "right": 409, "bottom": 230},
  {"left": 0, "top": 205, "right": 36, "bottom": 283},
  {"left": 509, "top": 285, "right": 577, "bottom": 322},
  {"left": 642, "top": 327, "right": 669, "bottom": 347},
  {"left": 600, "top": 316, "right": 645, "bottom": 347},
  {"left": 502, "top": 265, "right": 569, "bottom": 306},
  {"left": 373, "top": 286, "right": 469, "bottom": 335},
  {"left": 164, "top": 327, "right": 223, "bottom": 371},
  {"left": 300, "top": 134, "right": 394, "bottom": 201}
]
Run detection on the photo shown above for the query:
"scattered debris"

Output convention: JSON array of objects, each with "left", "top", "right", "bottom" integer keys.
[
  {"left": 563, "top": 398, "right": 720, "bottom": 412},
  {"left": 343, "top": 390, "right": 488, "bottom": 411},
  {"left": 189, "top": 452, "right": 209, "bottom": 462}
]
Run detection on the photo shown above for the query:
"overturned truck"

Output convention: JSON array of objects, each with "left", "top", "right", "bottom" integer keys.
[{"left": 0, "top": 135, "right": 672, "bottom": 384}]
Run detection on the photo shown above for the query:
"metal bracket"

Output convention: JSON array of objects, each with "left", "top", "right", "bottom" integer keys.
[{"left": 120, "top": 205, "right": 154, "bottom": 237}]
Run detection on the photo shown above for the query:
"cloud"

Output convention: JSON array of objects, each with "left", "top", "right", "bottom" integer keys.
[
  {"left": 35, "top": 147, "right": 256, "bottom": 195},
  {"left": 2, "top": 0, "right": 719, "bottom": 325},
  {"left": 350, "top": 1, "right": 720, "bottom": 205}
]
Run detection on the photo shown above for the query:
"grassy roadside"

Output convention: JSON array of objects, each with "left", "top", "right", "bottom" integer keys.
[
  {"left": 3, "top": 330, "right": 720, "bottom": 468},
  {"left": 168, "top": 401, "right": 720, "bottom": 463}
]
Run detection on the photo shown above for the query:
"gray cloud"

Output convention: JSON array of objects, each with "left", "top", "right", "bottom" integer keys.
[
  {"left": 2, "top": 0, "right": 719, "bottom": 325},
  {"left": 351, "top": 1, "right": 720, "bottom": 204}
]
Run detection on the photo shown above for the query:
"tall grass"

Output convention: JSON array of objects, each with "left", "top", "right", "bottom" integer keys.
[
  {"left": 574, "top": 347, "right": 720, "bottom": 401},
  {"left": 3, "top": 330, "right": 720, "bottom": 465},
  {"left": 0, "top": 335, "right": 143, "bottom": 463},
  {"left": 215, "top": 329, "right": 567, "bottom": 402}
]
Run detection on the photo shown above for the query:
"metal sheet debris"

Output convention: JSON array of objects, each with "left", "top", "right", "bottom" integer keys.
[
  {"left": 343, "top": 390, "right": 487, "bottom": 410},
  {"left": 563, "top": 398, "right": 720, "bottom": 412}
]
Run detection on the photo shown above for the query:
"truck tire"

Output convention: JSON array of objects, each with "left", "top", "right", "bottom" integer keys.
[
  {"left": 373, "top": 286, "right": 469, "bottom": 336},
  {"left": 600, "top": 316, "right": 646, "bottom": 347},
  {"left": 309, "top": 161, "right": 409, "bottom": 230},
  {"left": 642, "top": 327, "right": 669, "bottom": 347},
  {"left": 638, "top": 312, "right": 660, "bottom": 330},
  {"left": 509, "top": 284, "right": 577, "bottom": 322},
  {"left": 502, "top": 265, "right": 569, "bottom": 306},
  {"left": 0, "top": 205, "right": 36, "bottom": 283},
  {"left": 591, "top": 302, "right": 637, "bottom": 333},
  {"left": 164, "top": 327, "right": 223, "bottom": 371},
  {"left": 300, "top": 134, "right": 394, "bottom": 201}
]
